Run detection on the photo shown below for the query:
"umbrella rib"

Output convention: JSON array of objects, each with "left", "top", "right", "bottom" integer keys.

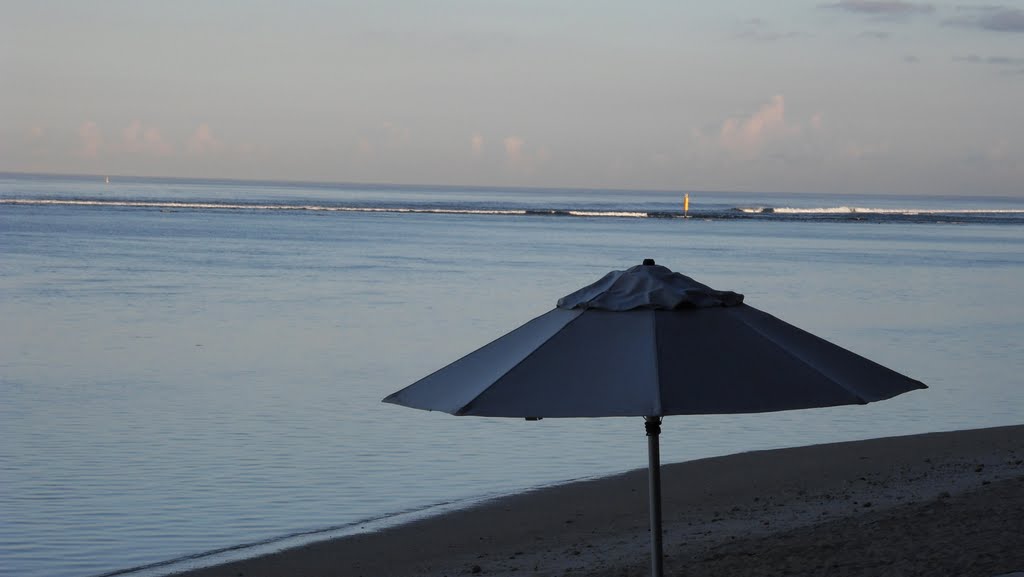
[
  {"left": 455, "top": 309, "right": 590, "bottom": 416},
  {"left": 650, "top": 310, "right": 663, "bottom": 416},
  {"left": 730, "top": 308, "right": 871, "bottom": 404}
]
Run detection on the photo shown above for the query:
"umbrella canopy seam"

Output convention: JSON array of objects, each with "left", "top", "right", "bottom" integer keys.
[
  {"left": 456, "top": 309, "right": 592, "bottom": 416},
  {"left": 729, "top": 307, "right": 872, "bottom": 404},
  {"left": 648, "top": 310, "right": 664, "bottom": 416}
]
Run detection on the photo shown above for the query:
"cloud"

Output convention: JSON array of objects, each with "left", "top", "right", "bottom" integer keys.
[
  {"left": 235, "top": 141, "right": 270, "bottom": 157},
  {"left": 987, "top": 139, "right": 1009, "bottom": 162},
  {"left": 499, "top": 136, "right": 549, "bottom": 176},
  {"left": 381, "top": 121, "right": 410, "bottom": 146},
  {"left": 736, "top": 18, "right": 803, "bottom": 42},
  {"left": 122, "top": 121, "right": 142, "bottom": 147},
  {"left": 355, "top": 121, "right": 411, "bottom": 159},
  {"left": 956, "top": 54, "right": 1024, "bottom": 65},
  {"left": 822, "top": 0, "right": 934, "bottom": 16},
  {"left": 946, "top": 6, "right": 1024, "bottom": 33},
  {"left": 122, "top": 121, "right": 172, "bottom": 156},
  {"left": 811, "top": 112, "right": 824, "bottom": 131},
  {"left": 144, "top": 127, "right": 172, "bottom": 155},
  {"left": 955, "top": 54, "right": 1024, "bottom": 75},
  {"left": 187, "top": 123, "right": 222, "bottom": 155},
  {"left": 843, "top": 140, "right": 890, "bottom": 160},
  {"left": 357, "top": 137, "right": 374, "bottom": 156},
  {"left": 78, "top": 121, "right": 102, "bottom": 158},
  {"left": 22, "top": 126, "right": 49, "bottom": 160},
  {"left": 719, "top": 95, "right": 797, "bottom": 154},
  {"left": 470, "top": 133, "right": 484, "bottom": 157},
  {"left": 857, "top": 30, "right": 891, "bottom": 39},
  {"left": 503, "top": 136, "right": 524, "bottom": 163},
  {"left": 536, "top": 145, "right": 551, "bottom": 164}
]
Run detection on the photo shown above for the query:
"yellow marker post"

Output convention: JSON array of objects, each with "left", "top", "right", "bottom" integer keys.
[{"left": 683, "top": 193, "right": 689, "bottom": 217}]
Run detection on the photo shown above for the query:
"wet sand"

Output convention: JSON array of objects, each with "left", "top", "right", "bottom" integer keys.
[{"left": 173, "top": 425, "right": 1023, "bottom": 577}]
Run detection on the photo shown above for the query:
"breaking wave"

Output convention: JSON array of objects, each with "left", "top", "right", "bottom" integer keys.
[
  {"left": 4, "top": 198, "right": 1023, "bottom": 224},
  {"left": 739, "top": 205, "right": 1024, "bottom": 216}
]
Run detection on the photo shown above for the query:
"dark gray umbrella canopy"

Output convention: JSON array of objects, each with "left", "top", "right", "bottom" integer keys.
[{"left": 384, "top": 261, "right": 926, "bottom": 417}]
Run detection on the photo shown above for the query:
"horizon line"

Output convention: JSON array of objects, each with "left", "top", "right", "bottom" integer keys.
[{"left": 0, "top": 170, "right": 1000, "bottom": 199}]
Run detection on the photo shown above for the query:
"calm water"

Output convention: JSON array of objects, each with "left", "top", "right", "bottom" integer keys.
[{"left": 2, "top": 174, "right": 1023, "bottom": 577}]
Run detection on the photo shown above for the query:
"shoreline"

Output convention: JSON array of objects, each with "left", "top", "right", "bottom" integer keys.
[{"left": 171, "top": 425, "right": 1023, "bottom": 577}]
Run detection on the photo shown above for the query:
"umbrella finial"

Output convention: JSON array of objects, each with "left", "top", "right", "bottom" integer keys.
[{"left": 643, "top": 258, "right": 656, "bottom": 266}]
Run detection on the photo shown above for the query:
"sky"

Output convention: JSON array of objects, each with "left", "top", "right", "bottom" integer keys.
[{"left": 2, "top": 1, "right": 1023, "bottom": 195}]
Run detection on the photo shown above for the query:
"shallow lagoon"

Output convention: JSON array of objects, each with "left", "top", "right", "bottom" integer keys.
[{"left": 2, "top": 177, "right": 1023, "bottom": 577}]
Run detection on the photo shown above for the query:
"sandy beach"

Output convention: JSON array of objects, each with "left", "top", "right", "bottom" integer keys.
[{"left": 173, "top": 425, "right": 1023, "bottom": 577}]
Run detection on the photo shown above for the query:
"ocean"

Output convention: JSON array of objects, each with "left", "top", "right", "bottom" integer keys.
[{"left": 2, "top": 173, "right": 1023, "bottom": 577}]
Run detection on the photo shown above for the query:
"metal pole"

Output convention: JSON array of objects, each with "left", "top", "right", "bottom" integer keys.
[{"left": 645, "top": 416, "right": 663, "bottom": 577}]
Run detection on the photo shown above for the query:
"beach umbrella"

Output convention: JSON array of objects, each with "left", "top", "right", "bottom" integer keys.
[{"left": 383, "top": 259, "right": 926, "bottom": 577}]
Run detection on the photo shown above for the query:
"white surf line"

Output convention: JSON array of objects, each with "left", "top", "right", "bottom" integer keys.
[
  {"left": 769, "top": 206, "right": 1024, "bottom": 215},
  {"left": 0, "top": 199, "right": 528, "bottom": 216}
]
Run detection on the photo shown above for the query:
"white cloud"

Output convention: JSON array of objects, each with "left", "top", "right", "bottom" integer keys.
[
  {"left": 811, "top": 112, "right": 824, "bottom": 131},
  {"left": 78, "top": 121, "right": 102, "bottom": 158},
  {"left": 187, "top": 123, "right": 222, "bottom": 155},
  {"left": 357, "top": 137, "right": 374, "bottom": 156},
  {"left": 144, "top": 127, "right": 172, "bottom": 155},
  {"left": 470, "top": 133, "right": 484, "bottom": 157},
  {"left": 122, "top": 121, "right": 172, "bottom": 156},
  {"left": 353, "top": 122, "right": 411, "bottom": 162},
  {"left": 536, "top": 145, "right": 551, "bottom": 165},
  {"left": 503, "top": 136, "right": 524, "bottom": 163},
  {"left": 719, "top": 95, "right": 797, "bottom": 155},
  {"left": 381, "top": 121, "right": 410, "bottom": 146},
  {"left": 498, "top": 136, "right": 551, "bottom": 177}
]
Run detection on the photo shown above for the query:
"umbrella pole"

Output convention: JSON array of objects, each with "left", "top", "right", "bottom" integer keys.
[{"left": 645, "top": 416, "right": 664, "bottom": 577}]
